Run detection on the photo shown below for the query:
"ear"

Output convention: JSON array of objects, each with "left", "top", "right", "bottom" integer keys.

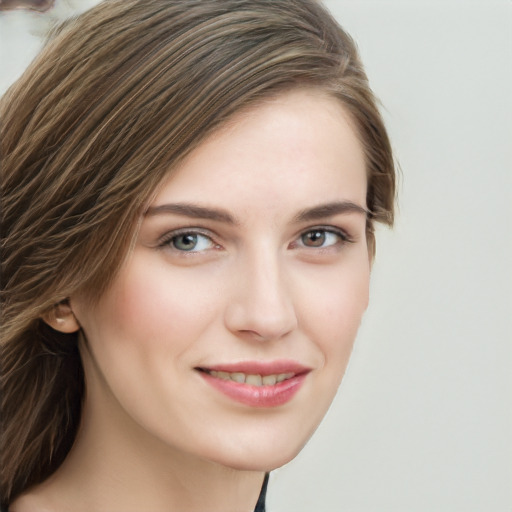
[{"left": 41, "top": 300, "right": 81, "bottom": 333}]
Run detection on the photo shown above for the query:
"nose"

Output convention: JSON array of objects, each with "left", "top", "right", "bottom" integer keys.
[{"left": 224, "top": 249, "right": 298, "bottom": 342}]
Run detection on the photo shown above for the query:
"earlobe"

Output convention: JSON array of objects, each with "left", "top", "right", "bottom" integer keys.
[{"left": 41, "top": 300, "right": 81, "bottom": 333}]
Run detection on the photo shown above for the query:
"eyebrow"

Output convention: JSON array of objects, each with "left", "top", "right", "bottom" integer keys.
[
  {"left": 145, "top": 203, "right": 238, "bottom": 224},
  {"left": 293, "top": 201, "right": 369, "bottom": 223},
  {"left": 146, "top": 200, "right": 368, "bottom": 226}
]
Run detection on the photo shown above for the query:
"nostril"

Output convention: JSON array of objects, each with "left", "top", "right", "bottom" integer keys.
[{"left": 239, "top": 329, "right": 272, "bottom": 342}]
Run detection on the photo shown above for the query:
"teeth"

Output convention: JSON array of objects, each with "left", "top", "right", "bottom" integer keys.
[
  {"left": 231, "top": 372, "right": 245, "bottom": 383},
  {"left": 262, "top": 375, "right": 277, "bottom": 386},
  {"left": 207, "top": 370, "right": 295, "bottom": 386},
  {"left": 245, "top": 374, "right": 262, "bottom": 386}
]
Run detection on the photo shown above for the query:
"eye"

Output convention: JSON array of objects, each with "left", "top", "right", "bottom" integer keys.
[
  {"left": 164, "top": 231, "right": 217, "bottom": 252},
  {"left": 298, "top": 228, "right": 349, "bottom": 248}
]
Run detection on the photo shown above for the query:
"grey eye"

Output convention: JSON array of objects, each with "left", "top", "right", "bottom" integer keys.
[
  {"left": 170, "top": 233, "right": 215, "bottom": 252},
  {"left": 172, "top": 234, "right": 198, "bottom": 251}
]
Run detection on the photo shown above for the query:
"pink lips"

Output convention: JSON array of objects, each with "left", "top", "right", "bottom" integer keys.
[{"left": 197, "top": 360, "right": 310, "bottom": 408}]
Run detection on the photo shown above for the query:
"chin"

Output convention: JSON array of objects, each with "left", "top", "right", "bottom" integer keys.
[
  {"left": 216, "top": 450, "right": 300, "bottom": 473},
  {"left": 204, "top": 429, "right": 312, "bottom": 473}
]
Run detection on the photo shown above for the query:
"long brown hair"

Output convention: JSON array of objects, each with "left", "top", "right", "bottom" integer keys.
[{"left": 0, "top": 0, "right": 395, "bottom": 506}]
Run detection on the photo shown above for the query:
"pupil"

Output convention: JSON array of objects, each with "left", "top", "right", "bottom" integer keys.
[
  {"left": 304, "top": 231, "right": 325, "bottom": 247},
  {"left": 174, "top": 234, "right": 197, "bottom": 250}
]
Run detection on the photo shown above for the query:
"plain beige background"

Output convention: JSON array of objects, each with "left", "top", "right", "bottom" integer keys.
[{"left": 1, "top": 1, "right": 511, "bottom": 511}]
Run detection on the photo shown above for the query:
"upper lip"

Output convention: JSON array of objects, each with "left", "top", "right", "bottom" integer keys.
[{"left": 196, "top": 360, "right": 311, "bottom": 376}]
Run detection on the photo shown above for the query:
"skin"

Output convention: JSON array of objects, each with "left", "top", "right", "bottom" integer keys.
[{"left": 13, "top": 89, "right": 370, "bottom": 512}]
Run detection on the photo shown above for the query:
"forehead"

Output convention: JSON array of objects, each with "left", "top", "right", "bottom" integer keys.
[{"left": 151, "top": 89, "right": 367, "bottom": 217}]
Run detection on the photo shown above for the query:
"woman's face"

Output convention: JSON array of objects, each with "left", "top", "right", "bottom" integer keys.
[{"left": 72, "top": 89, "right": 370, "bottom": 471}]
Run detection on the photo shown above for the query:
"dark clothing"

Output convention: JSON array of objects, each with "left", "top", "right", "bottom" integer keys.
[{"left": 254, "top": 473, "right": 269, "bottom": 512}]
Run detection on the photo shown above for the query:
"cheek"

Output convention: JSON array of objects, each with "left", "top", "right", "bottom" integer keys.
[
  {"left": 284, "top": 254, "right": 370, "bottom": 442},
  {"left": 73, "top": 260, "right": 224, "bottom": 413},
  {"left": 300, "top": 255, "right": 370, "bottom": 367},
  {"left": 73, "top": 257, "right": 225, "bottom": 429},
  {"left": 95, "top": 258, "right": 219, "bottom": 354}
]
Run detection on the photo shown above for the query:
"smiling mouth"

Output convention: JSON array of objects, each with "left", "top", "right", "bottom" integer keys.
[
  {"left": 195, "top": 360, "right": 311, "bottom": 407},
  {"left": 198, "top": 369, "right": 296, "bottom": 387},
  {"left": 196, "top": 367, "right": 308, "bottom": 407}
]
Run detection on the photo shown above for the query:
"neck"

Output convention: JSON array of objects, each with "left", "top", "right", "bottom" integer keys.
[{"left": 47, "top": 440, "right": 265, "bottom": 512}]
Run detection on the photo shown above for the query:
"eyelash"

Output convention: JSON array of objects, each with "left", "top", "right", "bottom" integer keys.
[{"left": 158, "top": 226, "right": 354, "bottom": 254}]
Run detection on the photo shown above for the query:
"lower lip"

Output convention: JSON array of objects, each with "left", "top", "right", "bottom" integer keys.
[{"left": 199, "top": 372, "right": 307, "bottom": 408}]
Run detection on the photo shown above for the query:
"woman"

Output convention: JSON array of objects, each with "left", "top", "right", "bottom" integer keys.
[{"left": 0, "top": 0, "right": 395, "bottom": 510}]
